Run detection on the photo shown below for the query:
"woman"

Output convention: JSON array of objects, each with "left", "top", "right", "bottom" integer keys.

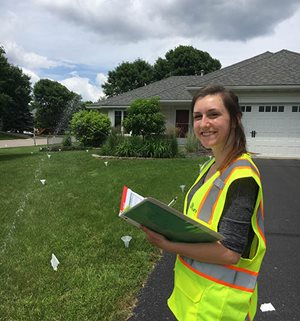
[{"left": 142, "top": 84, "right": 266, "bottom": 321}]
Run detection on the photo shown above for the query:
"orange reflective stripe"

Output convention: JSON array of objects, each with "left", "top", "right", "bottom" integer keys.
[
  {"left": 224, "top": 166, "right": 260, "bottom": 184},
  {"left": 224, "top": 264, "right": 258, "bottom": 277},
  {"left": 198, "top": 165, "right": 260, "bottom": 225},
  {"left": 179, "top": 256, "right": 256, "bottom": 293},
  {"left": 260, "top": 200, "right": 265, "bottom": 219}
]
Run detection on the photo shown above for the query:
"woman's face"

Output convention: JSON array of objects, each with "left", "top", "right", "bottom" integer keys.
[{"left": 193, "top": 94, "right": 232, "bottom": 152}]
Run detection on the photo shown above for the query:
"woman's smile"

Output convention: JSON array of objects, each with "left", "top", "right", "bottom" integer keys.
[
  {"left": 193, "top": 94, "right": 232, "bottom": 152},
  {"left": 201, "top": 131, "right": 217, "bottom": 137}
]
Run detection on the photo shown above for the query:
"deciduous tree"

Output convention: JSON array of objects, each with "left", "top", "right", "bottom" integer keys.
[
  {"left": 32, "top": 79, "right": 81, "bottom": 133},
  {"left": 101, "top": 46, "right": 221, "bottom": 97},
  {"left": 0, "top": 47, "right": 33, "bottom": 132},
  {"left": 153, "top": 45, "right": 221, "bottom": 80},
  {"left": 102, "top": 59, "right": 155, "bottom": 97}
]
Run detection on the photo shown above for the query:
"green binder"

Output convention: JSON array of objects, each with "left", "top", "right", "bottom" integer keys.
[{"left": 119, "top": 197, "right": 223, "bottom": 243}]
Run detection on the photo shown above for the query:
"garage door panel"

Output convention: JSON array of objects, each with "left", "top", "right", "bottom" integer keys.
[{"left": 242, "top": 105, "right": 300, "bottom": 157}]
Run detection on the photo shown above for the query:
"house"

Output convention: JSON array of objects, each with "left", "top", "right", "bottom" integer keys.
[{"left": 88, "top": 49, "right": 300, "bottom": 158}]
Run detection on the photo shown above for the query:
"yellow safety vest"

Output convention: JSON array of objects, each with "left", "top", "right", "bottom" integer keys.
[{"left": 168, "top": 153, "right": 266, "bottom": 321}]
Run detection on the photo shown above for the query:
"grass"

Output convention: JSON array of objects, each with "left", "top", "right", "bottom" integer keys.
[{"left": 0, "top": 147, "right": 207, "bottom": 321}]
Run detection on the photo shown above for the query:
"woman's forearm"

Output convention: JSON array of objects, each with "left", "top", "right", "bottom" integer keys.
[
  {"left": 165, "top": 240, "right": 241, "bottom": 265},
  {"left": 142, "top": 226, "right": 240, "bottom": 265}
]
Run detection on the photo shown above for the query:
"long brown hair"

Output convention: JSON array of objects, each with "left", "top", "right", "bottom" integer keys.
[{"left": 191, "top": 84, "right": 247, "bottom": 171}]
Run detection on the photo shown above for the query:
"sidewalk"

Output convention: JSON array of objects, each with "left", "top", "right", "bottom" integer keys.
[{"left": 0, "top": 137, "right": 48, "bottom": 148}]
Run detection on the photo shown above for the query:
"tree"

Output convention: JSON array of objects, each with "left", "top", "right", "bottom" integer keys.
[
  {"left": 153, "top": 45, "right": 221, "bottom": 80},
  {"left": 32, "top": 79, "right": 81, "bottom": 133},
  {"left": 101, "top": 46, "right": 221, "bottom": 97},
  {"left": 70, "top": 110, "right": 111, "bottom": 147},
  {"left": 102, "top": 59, "right": 155, "bottom": 97},
  {"left": 123, "top": 97, "right": 165, "bottom": 138},
  {"left": 0, "top": 47, "right": 33, "bottom": 132}
]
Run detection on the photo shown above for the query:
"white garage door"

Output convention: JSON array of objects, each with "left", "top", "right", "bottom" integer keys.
[{"left": 241, "top": 104, "right": 300, "bottom": 158}]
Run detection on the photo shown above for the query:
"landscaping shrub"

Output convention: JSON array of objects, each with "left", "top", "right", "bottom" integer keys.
[
  {"left": 100, "top": 128, "right": 125, "bottom": 155},
  {"left": 185, "top": 132, "right": 199, "bottom": 153},
  {"left": 62, "top": 134, "right": 72, "bottom": 147},
  {"left": 115, "top": 136, "right": 143, "bottom": 157},
  {"left": 123, "top": 97, "right": 165, "bottom": 138},
  {"left": 70, "top": 110, "right": 111, "bottom": 147},
  {"left": 101, "top": 134, "right": 179, "bottom": 158}
]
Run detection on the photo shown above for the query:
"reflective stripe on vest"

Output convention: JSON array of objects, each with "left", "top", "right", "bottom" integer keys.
[
  {"left": 186, "top": 158, "right": 214, "bottom": 209},
  {"left": 180, "top": 156, "right": 265, "bottom": 293},
  {"left": 257, "top": 203, "right": 266, "bottom": 245},
  {"left": 178, "top": 256, "right": 258, "bottom": 293},
  {"left": 190, "top": 159, "right": 260, "bottom": 223}
]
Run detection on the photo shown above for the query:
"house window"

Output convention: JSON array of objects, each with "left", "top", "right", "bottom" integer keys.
[
  {"left": 240, "top": 106, "right": 251, "bottom": 112},
  {"left": 292, "top": 106, "right": 298, "bottom": 112},
  {"left": 114, "top": 111, "right": 122, "bottom": 128},
  {"left": 272, "top": 106, "right": 278, "bottom": 112},
  {"left": 175, "top": 110, "right": 189, "bottom": 138},
  {"left": 258, "top": 105, "right": 286, "bottom": 112},
  {"left": 114, "top": 110, "right": 128, "bottom": 133}
]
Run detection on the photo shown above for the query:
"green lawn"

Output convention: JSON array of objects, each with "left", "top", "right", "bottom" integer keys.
[{"left": 0, "top": 147, "right": 207, "bottom": 321}]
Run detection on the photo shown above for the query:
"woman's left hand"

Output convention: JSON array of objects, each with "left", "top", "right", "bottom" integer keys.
[{"left": 141, "top": 226, "right": 169, "bottom": 250}]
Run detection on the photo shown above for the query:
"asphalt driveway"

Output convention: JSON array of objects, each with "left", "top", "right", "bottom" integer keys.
[{"left": 128, "top": 158, "right": 300, "bottom": 321}]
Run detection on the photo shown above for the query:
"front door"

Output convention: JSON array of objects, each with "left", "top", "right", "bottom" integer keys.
[{"left": 176, "top": 110, "right": 189, "bottom": 138}]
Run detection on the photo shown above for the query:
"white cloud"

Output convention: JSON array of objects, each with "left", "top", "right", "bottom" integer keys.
[
  {"left": 96, "top": 73, "right": 108, "bottom": 87},
  {"left": 1, "top": 0, "right": 299, "bottom": 101},
  {"left": 4, "top": 41, "right": 61, "bottom": 70},
  {"left": 60, "top": 75, "right": 105, "bottom": 102},
  {"left": 21, "top": 67, "right": 40, "bottom": 85}
]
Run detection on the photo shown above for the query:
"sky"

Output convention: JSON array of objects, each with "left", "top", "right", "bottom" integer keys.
[{"left": 1, "top": 0, "right": 300, "bottom": 102}]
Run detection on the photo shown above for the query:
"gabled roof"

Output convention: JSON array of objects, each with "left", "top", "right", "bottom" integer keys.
[
  {"left": 188, "top": 49, "right": 300, "bottom": 88},
  {"left": 91, "top": 49, "right": 300, "bottom": 107}
]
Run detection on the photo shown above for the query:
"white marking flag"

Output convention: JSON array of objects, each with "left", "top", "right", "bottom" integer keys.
[
  {"left": 51, "top": 253, "right": 60, "bottom": 271},
  {"left": 260, "top": 303, "right": 275, "bottom": 312}
]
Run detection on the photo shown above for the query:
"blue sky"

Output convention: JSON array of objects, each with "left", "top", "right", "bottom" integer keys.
[{"left": 1, "top": 0, "right": 300, "bottom": 102}]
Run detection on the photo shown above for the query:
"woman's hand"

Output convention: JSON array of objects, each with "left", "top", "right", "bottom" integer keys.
[
  {"left": 141, "top": 226, "right": 169, "bottom": 250},
  {"left": 141, "top": 226, "right": 240, "bottom": 265}
]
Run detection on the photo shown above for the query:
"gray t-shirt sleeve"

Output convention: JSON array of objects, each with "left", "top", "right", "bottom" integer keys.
[{"left": 218, "top": 177, "right": 258, "bottom": 256}]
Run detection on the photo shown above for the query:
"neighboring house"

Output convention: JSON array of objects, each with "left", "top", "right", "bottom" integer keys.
[{"left": 88, "top": 49, "right": 300, "bottom": 158}]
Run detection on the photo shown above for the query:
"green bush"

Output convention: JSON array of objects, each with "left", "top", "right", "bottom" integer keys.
[
  {"left": 123, "top": 97, "right": 165, "bottom": 138},
  {"left": 148, "top": 135, "right": 178, "bottom": 158},
  {"left": 62, "top": 135, "right": 72, "bottom": 147},
  {"left": 100, "top": 135, "right": 178, "bottom": 158},
  {"left": 115, "top": 136, "right": 143, "bottom": 157},
  {"left": 100, "top": 129, "right": 125, "bottom": 155},
  {"left": 185, "top": 132, "right": 199, "bottom": 153},
  {"left": 70, "top": 110, "right": 111, "bottom": 147},
  {"left": 167, "top": 132, "right": 178, "bottom": 157}
]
